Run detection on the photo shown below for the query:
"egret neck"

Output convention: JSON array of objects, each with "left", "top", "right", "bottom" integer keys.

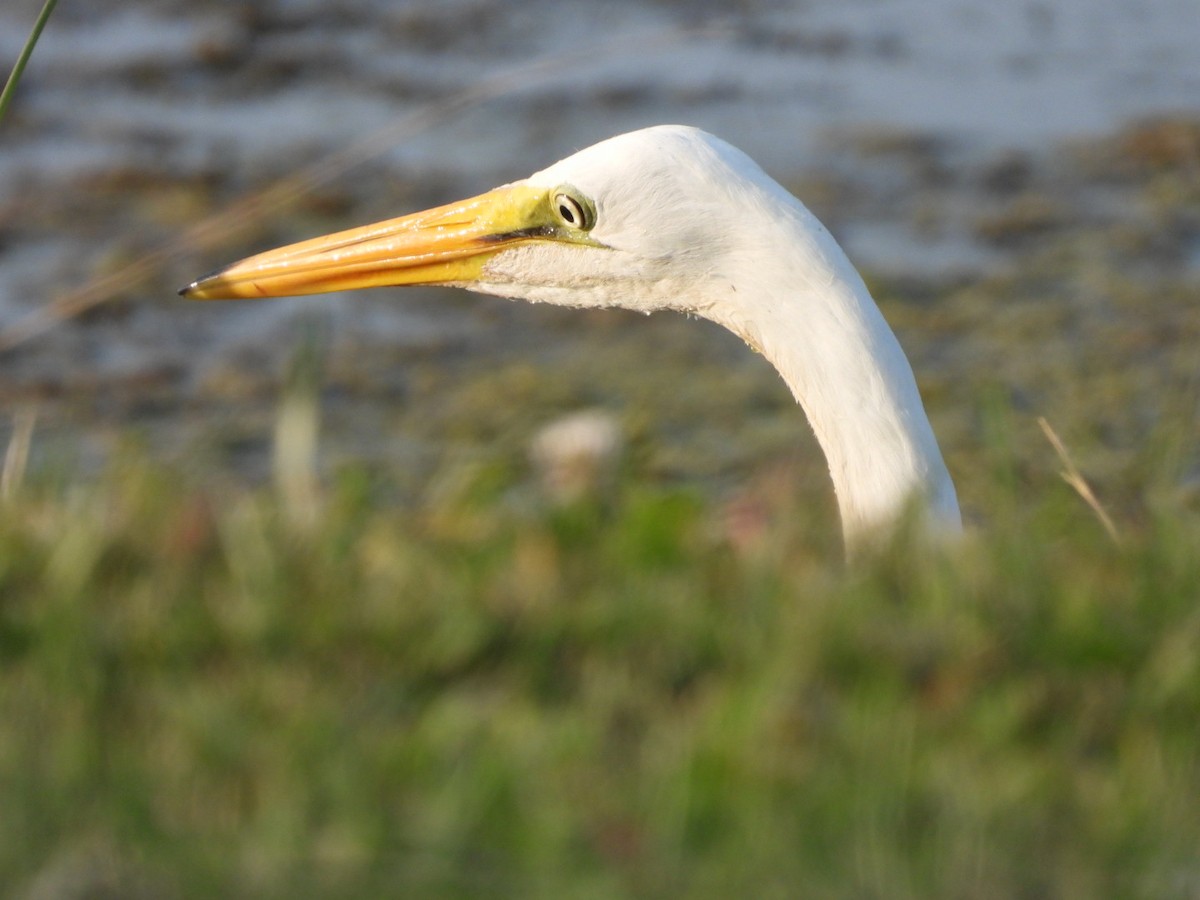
[{"left": 692, "top": 199, "right": 960, "bottom": 548}]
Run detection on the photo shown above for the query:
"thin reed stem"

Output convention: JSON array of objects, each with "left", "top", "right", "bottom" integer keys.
[{"left": 0, "top": 0, "right": 59, "bottom": 125}]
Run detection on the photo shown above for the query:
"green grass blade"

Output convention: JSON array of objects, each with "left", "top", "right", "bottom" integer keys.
[{"left": 0, "top": 0, "right": 60, "bottom": 126}]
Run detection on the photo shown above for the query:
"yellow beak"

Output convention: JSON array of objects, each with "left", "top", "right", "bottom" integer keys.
[{"left": 181, "top": 184, "right": 563, "bottom": 300}]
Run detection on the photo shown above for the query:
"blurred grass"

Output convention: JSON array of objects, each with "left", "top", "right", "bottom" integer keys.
[{"left": 1, "top": 399, "right": 1198, "bottom": 898}]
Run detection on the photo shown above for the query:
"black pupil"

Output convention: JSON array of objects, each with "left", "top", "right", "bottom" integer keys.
[{"left": 559, "top": 201, "right": 576, "bottom": 224}]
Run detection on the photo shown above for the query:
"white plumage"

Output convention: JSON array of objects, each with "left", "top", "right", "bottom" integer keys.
[{"left": 184, "top": 125, "right": 961, "bottom": 550}]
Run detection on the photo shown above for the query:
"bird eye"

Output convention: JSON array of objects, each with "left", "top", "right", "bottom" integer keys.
[{"left": 552, "top": 189, "right": 594, "bottom": 231}]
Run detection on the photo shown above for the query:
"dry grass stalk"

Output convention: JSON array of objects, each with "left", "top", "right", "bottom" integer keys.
[
  {"left": 2, "top": 407, "right": 37, "bottom": 502},
  {"left": 1038, "top": 416, "right": 1121, "bottom": 545},
  {"left": 0, "top": 25, "right": 714, "bottom": 352}
]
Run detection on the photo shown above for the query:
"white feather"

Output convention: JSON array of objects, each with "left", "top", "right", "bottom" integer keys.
[{"left": 477, "top": 125, "right": 961, "bottom": 548}]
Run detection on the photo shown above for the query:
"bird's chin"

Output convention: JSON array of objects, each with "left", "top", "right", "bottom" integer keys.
[
  {"left": 476, "top": 244, "right": 674, "bottom": 313},
  {"left": 457, "top": 278, "right": 582, "bottom": 308}
]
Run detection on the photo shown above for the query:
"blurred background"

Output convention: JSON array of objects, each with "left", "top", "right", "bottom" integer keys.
[
  {"left": 1, "top": 1, "right": 1198, "bottom": 897},
  {"left": 1, "top": 0, "right": 1196, "bottom": 488}
]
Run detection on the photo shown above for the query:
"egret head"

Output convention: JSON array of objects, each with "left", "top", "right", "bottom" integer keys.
[
  {"left": 182, "top": 124, "right": 962, "bottom": 548},
  {"left": 181, "top": 125, "right": 786, "bottom": 315}
]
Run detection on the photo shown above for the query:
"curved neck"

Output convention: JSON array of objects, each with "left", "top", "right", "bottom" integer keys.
[{"left": 701, "top": 223, "right": 961, "bottom": 550}]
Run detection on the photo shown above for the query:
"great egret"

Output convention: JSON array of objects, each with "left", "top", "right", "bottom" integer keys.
[{"left": 183, "top": 125, "right": 961, "bottom": 549}]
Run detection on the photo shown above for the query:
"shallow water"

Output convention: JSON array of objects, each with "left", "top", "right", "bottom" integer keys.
[{"left": 0, "top": 0, "right": 1197, "bottom": 478}]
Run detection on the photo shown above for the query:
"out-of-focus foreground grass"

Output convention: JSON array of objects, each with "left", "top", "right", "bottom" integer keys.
[{"left": 0, "top": 404, "right": 1198, "bottom": 898}]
